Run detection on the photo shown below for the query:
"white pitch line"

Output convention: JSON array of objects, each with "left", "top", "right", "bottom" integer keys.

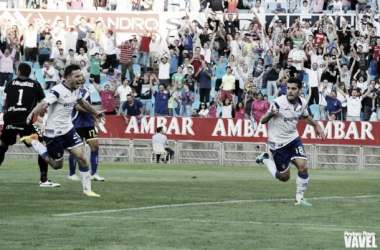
[
  {"left": 52, "top": 195, "right": 380, "bottom": 217},
  {"left": 72, "top": 216, "right": 380, "bottom": 230}
]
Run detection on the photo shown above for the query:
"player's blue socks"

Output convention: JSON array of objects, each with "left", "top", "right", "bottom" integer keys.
[
  {"left": 296, "top": 172, "right": 309, "bottom": 202},
  {"left": 68, "top": 155, "right": 77, "bottom": 176},
  {"left": 79, "top": 166, "right": 91, "bottom": 193},
  {"left": 263, "top": 159, "right": 280, "bottom": 180},
  {"left": 90, "top": 150, "right": 99, "bottom": 176}
]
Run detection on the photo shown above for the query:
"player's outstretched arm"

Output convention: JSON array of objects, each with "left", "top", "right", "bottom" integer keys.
[
  {"left": 26, "top": 101, "right": 48, "bottom": 125},
  {"left": 302, "top": 115, "right": 325, "bottom": 140},
  {"left": 77, "top": 98, "right": 105, "bottom": 120}
]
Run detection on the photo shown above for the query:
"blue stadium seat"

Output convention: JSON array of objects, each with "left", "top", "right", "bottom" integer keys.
[
  {"left": 192, "top": 101, "right": 200, "bottom": 110},
  {"left": 133, "top": 64, "right": 141, "bottom": 73},
  {"left": 33, "top": 62, "right": 40, "bottom": 70},
  {"left": 309, "top": 104, "right": 320, "bottom": 120},
  {"left": 261, "top": 89, "right": 267, "bottom": 96},
  {"left": 33, "top": 69, "right": 46, "bottom": 85}
]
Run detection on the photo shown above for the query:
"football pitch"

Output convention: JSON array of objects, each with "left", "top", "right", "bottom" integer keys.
[{"left": 0, "top": 160, "right": 379, "bottom": 250}]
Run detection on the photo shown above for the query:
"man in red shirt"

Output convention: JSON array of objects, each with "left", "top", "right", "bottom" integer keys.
[
  {"left": 119, "top": 40, "right": 135, "bottom": 81},
  {"left": 313, "top": 24, "right": 326, "bottom": 47},
  {"left": 135, "top": 28, "right": 152, "bottom": 72},
  {"left": 93, "top": 80, "right": 118, "bottom": 114},
  {"left": 373, "top": 38, "right": 380, "bottom": 62},
  {"left": 189, "top": 46, "right": 205, "bottom": 73}
]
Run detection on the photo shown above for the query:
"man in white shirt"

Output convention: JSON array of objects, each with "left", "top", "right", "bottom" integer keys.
[
  {"left": 117, "top": 78, "right": 132, "bottom": 109},
  {"left": 289, "top": 43, "right": 307, "bottom": 81},
  {"left": 66, "top": 49, "right": 78, "bottom": 66},
  {"left": 152, "top": 126, "right": 174, "bottom": 163},
  {"left": 256, "top": 77, "right": 325, "bottom": 207},
  {"left": 301, "top": 61, "right": 322, "bottom": 105},
  {"left": 21, "top": 64, "right": 105, "bottom": 197},
  {"left": 149, "top": 35, "right": 161, "bottom": 70},
  {"left": 75, "top": 47, "right": 89, "bottom": 65},
  {"left": 42, "top": 61, "right": 57, "bottom": 89},
  {"left": 158, "top": 55, "right": 171, "bottom": 86},
  {"left": 53, "top": 48, "right": 67, "bottom": 69},
  {"left": 104, "top": 30, "right": 118, "bottom": 69},
  {"left": 337, "top": 86, "right": 372, "bottom": 121}
]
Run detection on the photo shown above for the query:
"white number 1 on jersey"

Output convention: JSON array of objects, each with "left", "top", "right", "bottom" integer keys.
[{"left": 17, "top": 89, "right": 23, "bottom": 106}]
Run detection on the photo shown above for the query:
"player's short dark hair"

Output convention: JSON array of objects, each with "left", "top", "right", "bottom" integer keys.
[
  {"left": 157, "top": 127, "right": 163, "bottom": 133},
  {"left": 18, "top": 63, "right": 32, "bottom": 77},
  {"left": 126, "top": 94, "right": 132, "bottom": 98},
  {"left": 65, "top": 64, "right": 81, "bottom": 77},
  {"left": 288, "top": 77, "right": 302, "bottom": 89},
  {"left": 108, "top": 68, "right": 115, "bottom": 74}
]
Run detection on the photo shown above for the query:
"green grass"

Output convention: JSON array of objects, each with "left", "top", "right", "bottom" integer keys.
[{"left": 0, "top": 160, "right": 379, "bottom": 250}]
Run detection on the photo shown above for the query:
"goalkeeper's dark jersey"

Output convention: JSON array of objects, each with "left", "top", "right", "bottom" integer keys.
[{"left": 3, "top": 77, "right": 45, "bottom": 125}]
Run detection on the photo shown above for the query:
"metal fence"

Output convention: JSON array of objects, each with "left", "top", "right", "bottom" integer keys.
[{"left": 4, "top": 139, "right": 379, "bottom": 170}]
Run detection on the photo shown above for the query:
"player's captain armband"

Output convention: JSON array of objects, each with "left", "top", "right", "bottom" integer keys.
[{"left": 272, "top": 101, "right": 280, "bottom": 110}]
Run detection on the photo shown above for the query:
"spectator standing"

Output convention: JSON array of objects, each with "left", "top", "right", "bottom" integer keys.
[
  {"left": 104, "top": 30, "right": 118, "bottom": 69},
  {"left": 151, "top": 82, "right": 177, "bottom": 116},
  {"left": 121, "top": 94, "right": 145, "bottom": 124},
  {"left": 75, "top": 47, "right": 89, "bottom": 65},
  {"left": 42, "top": 61, "right": 57, "bottom": 89},
  {"left": 119, "top": 40, "right": 135, "bottom": 81},
  {"left": 220, "top": 66, "right": 235, "bottom": 101},
  {"left": 37, "top": 33, "right": 53, "bottom": 68},
  {"left": 0, "top": 45, "right": 16, "bottom": 86},
  {"left": 189, "top": 47, "right": 205, "bottom": 74},
  {"left": 218, "top": 93, "right": 235, "bottom": 118},
  {"left": 139, "top": 73, "right": 155, "bottom": 116},
  {"left": 322, "top": 82, "right": 343, "bottom": 120},
  {"left": 172, "top": 65, "right": 185, "bottom": 90},
  {"left": 149, "top": 34, "right": 162, "bottom": 70},
  {"left": 251, "top": 92, "right": 270, "bottom": 123},
  {"left": 301, "top": 61, "right": 323, "bottom": 105},
  {"left": 75, "top": 17, "right": 91, "bottom": 53},
  {"left": 158, "top": 55, "right": 171, "bottom": 86},
  {"left": 266, "top": 62, "right": 282, "bottom": 97},
  {"left": 66, "top": 49, "right": 78, "bottom": 66},
  {"left": 208, "top": 101, "right": 217, "bottom": 118},
  {"left": 117, "top": 78, "right": 132, "bottom": 109},
  {"left": 244, "top": 86, "right": 258, "bottom": 118},
  {"left": 337, "top": 86, "right": 372, "bottom": 121},
  {"left": 184, "top": 66, "right": 196, "bottom": 92},
  {"left": 235, "top": 102, "right": 246, "bottom": 119},
  {"left": 195, "top": 61, "right": 212, "bottom": 103},
  {"left": 178, "top": 83, "right": 194, "bottom": 117},
  {"left": 87, "top": 31, "right": 102, "bottom": 57},
  {"left": 89, "top": 53, "right": 102, "bottom": 84},
  {"left": 289, "top": 43, "right": 307, "bottom": 81},
  {"left": 212, "top": 54, "right": 228, "bottom": 93},
  {"left": 93, "top": 80, "right": 118, "bottom": 115},
  {"left": 24, "top": 24, "right": 38, "bottom": 63},
  {"left": 135, "top": 28, "right": 152, "bottom": 72}
]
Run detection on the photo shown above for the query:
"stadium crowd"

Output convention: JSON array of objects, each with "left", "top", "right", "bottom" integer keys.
[{"left": 1, "top": 0, "right": 380, "bottom": 123}]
